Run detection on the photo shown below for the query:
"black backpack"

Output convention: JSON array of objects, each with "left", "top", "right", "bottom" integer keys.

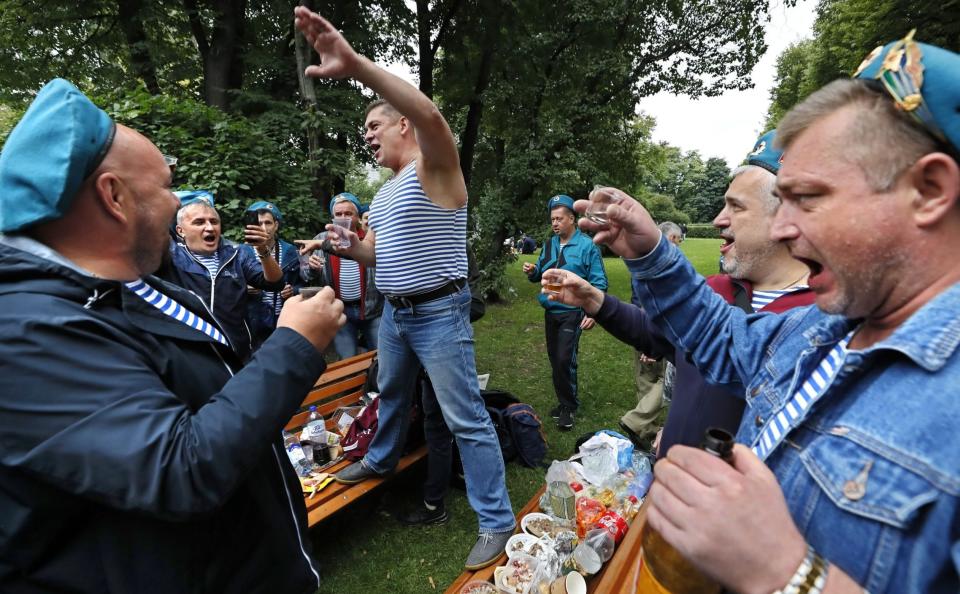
[{"left": 482, "top": 390, "right": 548, "bottom": 468}]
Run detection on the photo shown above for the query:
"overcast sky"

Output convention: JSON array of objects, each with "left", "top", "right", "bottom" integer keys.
[
  {"left": 385, "top": 0, "right": 817, "bottom": 168},
  {"left": 637, "top": 0, "right": 818, "bottom": 167}
]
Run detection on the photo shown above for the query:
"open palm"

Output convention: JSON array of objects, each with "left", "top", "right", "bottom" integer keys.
[{"left": 294, "top": 7, "right": 359, "bottom": 80}]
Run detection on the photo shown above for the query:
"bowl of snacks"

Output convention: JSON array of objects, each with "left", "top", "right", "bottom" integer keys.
[
  {"left": 458, "top": 580, "right": 498, "bottom": 594},
  {"left": 493, "top": 553, "right": 540, "bottom": 594},
  {"left": 521, "top": 513, "right": 555, "bottom": 538},
  {"left": 506, "top": 533, "right": 538, "bottom": 558}
]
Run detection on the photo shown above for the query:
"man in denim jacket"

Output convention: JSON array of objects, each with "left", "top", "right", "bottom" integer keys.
[{"left": 562, "top": 35, "right": 960, "bottom": 594}]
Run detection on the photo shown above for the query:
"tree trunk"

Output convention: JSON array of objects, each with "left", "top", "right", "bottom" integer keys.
[
  {"left": 415, "top": 0, "right": 434, "bottom": 98},
  {"left": 460, "top": 5, "right": 502, "bottom": 196},
  {"left": 117, "top": 0, "right": 160, "bottom": 94},
  {"left": 184, "top": 0, "right": 246, "bottom": 110}
]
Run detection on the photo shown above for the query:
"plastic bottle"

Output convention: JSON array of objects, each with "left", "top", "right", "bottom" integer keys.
[
  {"left": 636, "top": 428, "right": 735, "bottom": 594},
  {"left": 282, "top": 429, "right": 313, "bottom": 476},
  {"left": 305, "top": 405, "right": 326, "bottom": 443}
]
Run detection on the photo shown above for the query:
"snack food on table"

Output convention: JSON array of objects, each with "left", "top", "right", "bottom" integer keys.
[
  {"left": 458, "top": 580, "right": 498, "bottom": 594},
  {"left": 521, "top": 512, "right": 555, "bottom": 538}
]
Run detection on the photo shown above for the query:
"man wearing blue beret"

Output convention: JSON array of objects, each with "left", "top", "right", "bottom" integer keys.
[
  {"left": 303, "top": 192, "right": 383, "bottom": 359},
  {"left": 573, "top": 32, "right": 960, "bottom": 594},
  {"left": 523, "top": 194, "right": 607, "bottom": 430},
  {"left": 0, "top": 79, "right": 344, "bottom": 592}
]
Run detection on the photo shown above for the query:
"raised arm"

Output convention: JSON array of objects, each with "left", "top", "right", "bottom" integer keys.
[{"left": 293, "top": 7, "right": 466, "bottom": 209}]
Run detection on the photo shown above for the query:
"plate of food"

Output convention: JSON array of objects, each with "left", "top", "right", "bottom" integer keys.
[
  {"left": 505, "top": 533, "right": 538, "bottom": 558},
  {"left": 521, "top": 512, "right": 555, "bottom": 537},
  {"left": 458, "top": 580, "right": 498, "bottom": 594},
  {"left": 493, "top": 553, "right": 540, "bottom": 594}
]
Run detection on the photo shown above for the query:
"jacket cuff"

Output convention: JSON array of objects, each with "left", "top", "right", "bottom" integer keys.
[{"left": 624, "top": 233, "right": 678, "bottom": 279}]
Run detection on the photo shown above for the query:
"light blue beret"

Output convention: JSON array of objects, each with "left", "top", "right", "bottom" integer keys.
[
  {"left": 329, "top": 192, "right": 362, "bottom": 216},
  {"left": 547, "top": 194, "right": 575, "bottom": 214},
  {"left": 746, "top": 130, "right": 783, "bottom": 174},
  {"left": 247, "top": 200, "right": 282, "bottom": 222},
  {"left": 0, "top": 79, "right": 116, "bottom": 232},
  {"left": 173, "top": 190, "right": 215, "bottom": 208},
  {"left": 854, "top": 31, "right": 960, "bottom": 154}
]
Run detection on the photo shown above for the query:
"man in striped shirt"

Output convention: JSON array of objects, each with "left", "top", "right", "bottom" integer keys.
[{"left": 294, "top": 7, "right": 516, "bottom": 570}]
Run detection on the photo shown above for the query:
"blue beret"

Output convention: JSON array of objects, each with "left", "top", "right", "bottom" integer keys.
[
  {"left": 173, "top": 190, "right": 215, "bottom": 208},
  {"left": 246, "top": 200, "right": 282, "bottom": 222},
  {"left": 547, "top": 194, "right": 575, "bottom": 214},
  {"left": 329, "top": 192, "right": 362, "bottom": 216},
  {"left": 0, "top": 79, "right": 116, "bottom": 232},
  {"left": 746, "top": 130, "right": 783, "bottom": 174},
  {"left": 854, "top": 31, "right": 960, "bottom": 154}
]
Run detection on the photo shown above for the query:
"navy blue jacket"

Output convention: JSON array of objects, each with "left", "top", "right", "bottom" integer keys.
[
  {"left": 527, "top": 229, "right": 607, "bottom": 313},
  {"left": 163, "top": 240, "right": 283, "bottom": 360},
  {"left": 242, "top": 238, "right": 304, "bottom": 347},
  {"left": 0, "top": 238, "right": 324, "bottom": 593}
]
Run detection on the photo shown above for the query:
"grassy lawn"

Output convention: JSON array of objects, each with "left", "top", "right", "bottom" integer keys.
[{"left": 310, "top": 238, "right": 721, "bottom": 594}]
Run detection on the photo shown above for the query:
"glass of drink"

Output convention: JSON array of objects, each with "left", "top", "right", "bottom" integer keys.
[
  {"left": 543, "top": 270, "right": 563, "bottom": 295},
  {"left": 332, "top": 217, "right": 353, "bottom": 248},
  {"left": 584, "top": 186, "right": 621, "bottom": 227}
]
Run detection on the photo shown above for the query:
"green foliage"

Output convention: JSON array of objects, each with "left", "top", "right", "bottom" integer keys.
[
  {"left": 763, "top": 0, "right": 960, "bottom": 126},
  {"left": 96, "top": 85, "right": 323, "bottom": 240},
  {"left": 685, "top": 223, "right": 721, "bottom": 238}
]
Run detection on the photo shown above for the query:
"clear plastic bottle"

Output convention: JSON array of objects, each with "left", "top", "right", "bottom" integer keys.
[
  {"left": 305, "top": 405, "right": 326, "bottom": 443},
  {"left": 282, "top": 429, "right": 313, "bottom": 476}
]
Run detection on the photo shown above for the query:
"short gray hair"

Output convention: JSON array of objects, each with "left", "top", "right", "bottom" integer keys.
[
  {"left": 658, "top": 221, "right": 682, "bottom": 239},
  {"left": 176, "top": 201, "right": 217, "bottom": 226},
  {"left": 776, "top": 78, "right": 940, "bottom": 191},
  {"left": 730, "top": 164, "right": 778, "bottom": 213}
]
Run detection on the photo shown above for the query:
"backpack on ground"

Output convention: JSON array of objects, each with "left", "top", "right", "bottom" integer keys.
[{"left": 504, "top": 402, "right": 548, "bottom": 468}]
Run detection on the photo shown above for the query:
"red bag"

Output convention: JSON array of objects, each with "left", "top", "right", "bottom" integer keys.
[{"left": 341, "top": 397, "right": 379, "bottom": 461}]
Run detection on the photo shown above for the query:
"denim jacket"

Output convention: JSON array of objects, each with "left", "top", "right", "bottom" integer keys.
[{"left": 626, "top": 236, "right": 960, "bottom": 594}]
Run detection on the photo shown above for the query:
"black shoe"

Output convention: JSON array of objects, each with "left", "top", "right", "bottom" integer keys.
[
  {"left": 618, "top": 421, "right": 654, "bottom": 452},
  {"left": 397, "top": 501, "right": 449, "bottom": 526},
  {"left": 557, "top": 408, "right": 575, "bottom": 431},
  {"left": 550, "top": 405, "right": 562, "bottom": 420}
]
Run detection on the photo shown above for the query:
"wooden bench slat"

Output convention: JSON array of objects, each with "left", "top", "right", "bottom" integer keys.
[
  {"left": 304, "top": 374, "right": 367, "bottom": 405},
  {"left": 311, "top": 354, "right": 375, "bottom": 387}
]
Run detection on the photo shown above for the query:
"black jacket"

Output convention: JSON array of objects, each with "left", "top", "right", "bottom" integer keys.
[{"left": 0, "top": 239, "right": 324, "bottom": 593}]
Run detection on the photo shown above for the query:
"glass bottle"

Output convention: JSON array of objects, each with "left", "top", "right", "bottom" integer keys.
[{"left": 636, "top": 428, "right": 735, "bottom": 594}]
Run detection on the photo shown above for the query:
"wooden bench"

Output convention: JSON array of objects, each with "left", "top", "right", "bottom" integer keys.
[
  {"left": 283, "top": 350, "right": 429, "bottom": 528},
  {"left": 444, "top": 486, "right": 646, "bottom": 594}
]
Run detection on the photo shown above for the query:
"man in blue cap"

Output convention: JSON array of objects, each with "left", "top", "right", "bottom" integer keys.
[
  {"left": 293, "top": 7, "right": 516, "bottom": 568},
  {"left": 546, "top": 132, "right": 813, "bottom": 458},
  {"left": 303, "top": 191, "right": 383, "bottom": 359},
  {"left": 0, "top": 79, "right": 344, "bottom": 593},
  {"left": 523, "top": 194, "right": 607, "bottom": 430},
  {"left": 243, "top": 200, "right": 305, "bottom": 348},
  {"left": 568, "top": 33, "right": 960, "bottom": 594},
  {"left": 163, "top": 193, "right": 284, "bottom": 360}
]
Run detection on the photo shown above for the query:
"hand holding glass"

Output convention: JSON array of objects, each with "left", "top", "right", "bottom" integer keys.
[
  {"left": 332, "top": 217, "right": 352, "bottom": 248},
  {"left": 584, "top": 187, "right": 622, "bottom": 227}
]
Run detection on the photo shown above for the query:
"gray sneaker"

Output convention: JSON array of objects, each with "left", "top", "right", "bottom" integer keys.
[
  {"left": 334, "top": 460, "right": 382, "bottom": 485},
  {"left": 464, "top": 530, "right": 513, "bottom": 570}
]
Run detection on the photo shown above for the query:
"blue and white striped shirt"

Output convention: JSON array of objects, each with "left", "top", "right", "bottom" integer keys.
[
  {"left": 339, "top": 259, "right": 361, "bottom": 301},
  {"left": 194, "top": 252, "right": 220, "bottom": 278},
  {"left": 125, "top": 279, "right": 229, "bottom": 346},
  {"left": 256, "top": 246, "right": 283, "bottom": 315},
  {"left": 751, "top": 286, "right": 808, "bottom": 311},
  {"left": 752, "top": 331, "right": 854, "bottom": 460},
  {"left": 367, "top": 161, "right": 468, "bottom": 295}
]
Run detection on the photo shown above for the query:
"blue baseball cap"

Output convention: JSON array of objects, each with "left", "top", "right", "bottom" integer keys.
[
  {"left": 546, "top": 194, "right": 575, "bottom": 214},
  {"left": 854, "top": 30, "right": 960, "bottom": 154},
  {"left": 0, "top": 79, "right": 116, "bottom": 232},
  {"left": 173, "top": 190, "right": 215, "bottom": 208},
  {"left": 246, "top": 200, "right": 282, "bottom": 222},
  {"left": 329, "top": 192, "right": 362, "bottom": 216},
  {"left": 746, "top": 130, "right": 783, "bottom": 174}
]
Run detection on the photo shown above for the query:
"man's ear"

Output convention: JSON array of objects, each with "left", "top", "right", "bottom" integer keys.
[
  {"left": 175, "top": 224, "right": 185, "bottom": 238},
  {"left": 910, "top": 152, "right": 960, "bottom": 228},
  {"left": 398, "top": 116, "right": 410, "bottom": 135},
  {"left": 91, "top": 172, "right": 129, "bottom": 224}
]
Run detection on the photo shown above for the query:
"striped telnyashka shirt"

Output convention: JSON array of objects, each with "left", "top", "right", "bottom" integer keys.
[{"left": 367, "top": 161, "right": 467, "bottom": 296}]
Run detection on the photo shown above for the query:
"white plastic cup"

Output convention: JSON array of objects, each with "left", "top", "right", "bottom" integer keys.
[{"left": 332, "top": 217, "right": 352, "bottom": 248}]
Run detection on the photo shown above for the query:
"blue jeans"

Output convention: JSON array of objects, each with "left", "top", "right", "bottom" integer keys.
[
  {"left": 332, "top": 303, "right": 380, "bottom": 359},
  {"left": 364, "top": 287, "right": 515, "bottom": 533}
]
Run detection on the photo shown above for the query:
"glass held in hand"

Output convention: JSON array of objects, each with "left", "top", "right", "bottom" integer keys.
[
  {"left": 584, "top": 186, "right": 622, "bottom": 227},
  {"left": 298, "top": 252, "right": 312, "bottom": 275},
  {"left": 332, "top": 217, "right": 352, "bottom": 248},
  {"left": 542, "top": 270, "right": 563, "bottom": 295}
]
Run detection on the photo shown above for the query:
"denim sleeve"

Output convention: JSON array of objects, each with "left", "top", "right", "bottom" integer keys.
[
  {"left": 624, "top": 235, "right": 790, "bottom": 389},
  {"left": 586, "top": 243, "right": 608, "bottom": 292},
  {"left": 594, "top": 293, "right": 674, "bottom": 359}
]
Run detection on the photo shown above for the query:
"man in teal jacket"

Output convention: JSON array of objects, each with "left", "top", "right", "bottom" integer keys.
[{"left": 524, "top": 194, "right": 607, "bottom": 429}]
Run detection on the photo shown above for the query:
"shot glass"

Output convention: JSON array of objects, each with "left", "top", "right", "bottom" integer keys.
[
  {"left": 543, "top": 270, "right": 563, "bottom": 295},
  {"left": 299, "top": 252, "right": 312, "bottom": 276},
  {"left": 332, "top": 217, "right": 352, "bottom": 248},
  {"left": 584, "top": 186, "right": 622, "bottom": 227}
]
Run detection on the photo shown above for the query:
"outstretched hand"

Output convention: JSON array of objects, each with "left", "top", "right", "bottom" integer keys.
[
  {"left": 575, "top": 187, "right": 661, "bottom": 259},
  {"left": 293, "top": 7, "right": 362, "bottom": 80},
  {"left": 541, "top": 269, "right": 605, "bottom": 316}
]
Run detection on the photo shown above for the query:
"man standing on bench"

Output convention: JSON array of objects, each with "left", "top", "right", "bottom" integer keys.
[{"left": 294, "top": 7, "right": 516, "bottom": 570}]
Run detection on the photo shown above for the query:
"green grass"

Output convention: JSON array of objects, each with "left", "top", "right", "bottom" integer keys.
[{"left": 310, "top": 238, "right": 721, "bottom": 593}]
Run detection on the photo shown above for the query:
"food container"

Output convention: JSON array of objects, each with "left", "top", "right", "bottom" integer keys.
[
  {"left": 459, "top": 580, "right": 499, "bottom": 594},
  {"left": 494, "top": 553, "right": 541, "bottom": 594},
  {"left": 521, "top": 513, "right": 555, "bottom": 538},
  {"left": 506, "top": 534, "right": 538, "bottom": 558}
]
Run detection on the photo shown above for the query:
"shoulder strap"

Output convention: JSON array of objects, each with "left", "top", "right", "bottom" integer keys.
[{"left": 732, "top": 282, "right": 754, "bottom": 314}]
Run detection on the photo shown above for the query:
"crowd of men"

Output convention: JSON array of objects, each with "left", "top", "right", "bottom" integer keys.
[{"left": 0, "top": 6, "right": 957, "bottom": 592}]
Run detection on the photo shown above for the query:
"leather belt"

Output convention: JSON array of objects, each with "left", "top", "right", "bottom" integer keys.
[{"left": 386, "top": 278, "right": 466, "bottom": 309}]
